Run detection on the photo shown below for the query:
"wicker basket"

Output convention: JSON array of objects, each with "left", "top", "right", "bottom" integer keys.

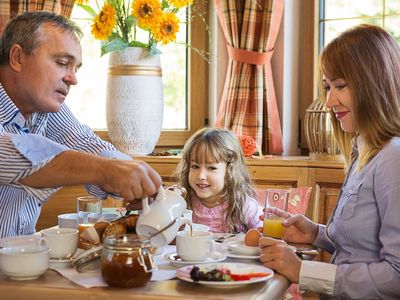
[{"left": 304, "top": 98, "right": 340, "bottom": 158}]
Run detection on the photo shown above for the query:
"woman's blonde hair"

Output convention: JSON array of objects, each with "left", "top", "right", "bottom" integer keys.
[
  {"left": 320, "top": 24, "right": 400, "bottom": 172},
  {"left": 175, "top": 127, "right": 255, "bottom": 232}
]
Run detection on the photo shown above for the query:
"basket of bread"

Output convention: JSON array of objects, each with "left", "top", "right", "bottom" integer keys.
[{"left": 78, "top": 213, "right": 139, "bottom": 250}]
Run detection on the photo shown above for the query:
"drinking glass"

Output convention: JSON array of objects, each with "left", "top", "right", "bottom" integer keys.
[
  {"left": 77, "top": 195, "right": 102, "bottom": 248},
  {"left": 263, "top": 189, "right": 289, "bottom": 239}
]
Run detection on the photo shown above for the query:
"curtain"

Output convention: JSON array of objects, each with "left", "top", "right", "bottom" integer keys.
[
  {"left": 0, "top": 0, "right": 75, "bottom": 35},
  {"left": 215, "top": 0, "right": 284, "bottom": 154}
]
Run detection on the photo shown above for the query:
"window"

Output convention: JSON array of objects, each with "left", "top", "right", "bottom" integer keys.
[
  {"left": 319, "top": 0, "right": 400, "bottom": 48},
  {"left": 298, "top": 2, "right": 400, "bottom": 151},
  {"left": 69, "top": 2, "right": 208, "bottom": 148}
]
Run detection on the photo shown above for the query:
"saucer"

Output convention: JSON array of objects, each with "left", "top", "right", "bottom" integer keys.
[
  {"left": 228, "top": 240, "right": 260, "bottom": 256},
  {"left": 162, "top": 251, "right": 227, "bottom": 267},
  {"left": 49, "top": 257, "right": 73, "bottom": 269},
  {"left": 227, "top": 251, "right": 260, "bottom": 261}
]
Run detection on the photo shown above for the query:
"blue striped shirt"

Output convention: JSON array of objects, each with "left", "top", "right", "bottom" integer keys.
[{"left": 0, "top": 84, "right": 130, "bottom": 238}]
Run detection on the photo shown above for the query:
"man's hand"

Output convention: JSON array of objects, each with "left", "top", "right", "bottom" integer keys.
[{"left": 99, "top": 159, "right": 162, "bottom": 200}]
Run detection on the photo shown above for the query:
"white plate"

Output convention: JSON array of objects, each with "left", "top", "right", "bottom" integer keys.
[
  {"left": 227, "top": 252, "right": 260, "bottom": 260},
  {"left": 162, "top": 251, "right": 226, "bottom": 267},
  {"left": 49, "top": 257, "right": 73, "bottom": 269},
  {"left": 228, "top": 240, "right": 260, "bottom": 256},
  {"left": 176, "top": 262, "right": 273, "bottom": 287}
]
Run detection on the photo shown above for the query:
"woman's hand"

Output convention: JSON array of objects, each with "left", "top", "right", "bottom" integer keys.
[
  {"left": 260, "top": 207, "right": 319, "bottom": 244},
  {"left": 259, "top": 237, "right": 302, "bottom": 283}
]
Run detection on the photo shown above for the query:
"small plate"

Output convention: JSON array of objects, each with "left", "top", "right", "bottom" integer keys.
[
  {"left": 162, "top": 251, "right": 226, "bottom": 267},
  {"left": 176, "top": 262, "right": 273, "bottom": 287},
  {"left": 228, "top": 240, "right": 260, "bottom": 256},
  {"left": 227, "top": 252, "right": 260, "bottom": 260},
  {"left": 49, "top": 257, "right": 73, "bottom": 269}
]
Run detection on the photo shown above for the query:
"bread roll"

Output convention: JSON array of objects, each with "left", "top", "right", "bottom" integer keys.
[{"left": 102, "top": 221, "right": 127, "bottom": 240}]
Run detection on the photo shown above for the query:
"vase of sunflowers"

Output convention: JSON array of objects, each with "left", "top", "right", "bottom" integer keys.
[{"left": 75, "top": 0, "right": 193, "bottom": 155}]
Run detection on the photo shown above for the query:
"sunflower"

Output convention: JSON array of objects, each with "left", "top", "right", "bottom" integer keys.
[
  {"left": 91, "top": 3, "right": 116, "bottom": 40},
  {"left": 152, "top": 12, "right": 179, "bottom": 44},
  {"left": 168, "top": 0, "right": 193, "bottom": 9},
  {"left": 132, "top": 0, "right": 162, "bottom": 29}
]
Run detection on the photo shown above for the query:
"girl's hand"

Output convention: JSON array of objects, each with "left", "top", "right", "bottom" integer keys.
[
  {"left": 259, "top": 237, "right": 301, "bottom": 283},
  {"left": 260, "top": 207, "right": 319, "bottom": 244}
]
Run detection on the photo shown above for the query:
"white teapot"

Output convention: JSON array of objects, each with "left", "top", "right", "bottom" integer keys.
[{"left": 136, "top": 186, "right": 191, "bottom": 247}]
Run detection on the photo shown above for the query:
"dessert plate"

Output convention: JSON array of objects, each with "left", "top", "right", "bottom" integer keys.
[
  {"left": 162, "top": 251, "right": 226, "bottom": 267},
  {"left": 227, "top": 252, "right": 260, "bottom": 260},
  {"left": 228, "top": 240, "right": 260, "bottom": 256},
  {"left": 176, "top": 262, "right": 273, "bottom": 287}
]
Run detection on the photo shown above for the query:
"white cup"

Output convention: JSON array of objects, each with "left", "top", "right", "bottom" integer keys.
[
  {"left": 41, "top": 228, "right": 78, "bottom": 259},
  {"left": 176, "top": 231, "right": 214, "bottom": 262}
]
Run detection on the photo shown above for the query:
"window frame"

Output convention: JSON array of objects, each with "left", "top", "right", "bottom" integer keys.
[{"left": 95, "top": 8, "right": 209, "bottom": 149}]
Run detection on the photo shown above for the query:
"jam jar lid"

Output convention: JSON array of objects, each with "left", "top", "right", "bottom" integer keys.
[{"left": 103, "top": 235, "right": 151, "bottom": 251}]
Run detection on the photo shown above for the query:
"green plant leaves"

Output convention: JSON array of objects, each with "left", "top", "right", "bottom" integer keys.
[
  {"left": 78, "top": 4, "right": 97, "bottom": 17},
  {"left": 100, "top": 38, "right": 129, "bottom": 56}
]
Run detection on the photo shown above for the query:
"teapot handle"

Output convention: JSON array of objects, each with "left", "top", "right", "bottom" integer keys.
[
  {"left": 141, "top": 197, "right": 150, "bottom": 214},
  {"left": 157, "top": 186, "right": 166, "bottom": 200}
]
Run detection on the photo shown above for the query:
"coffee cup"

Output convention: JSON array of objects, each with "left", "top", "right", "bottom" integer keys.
[
  {"left": 176, "top": 231, "right": 214, "bottom": 262},
  {"left": 41, "top": 228, "right": 78, "bottom": 259}
]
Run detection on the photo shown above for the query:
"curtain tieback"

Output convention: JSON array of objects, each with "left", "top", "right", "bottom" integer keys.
[{"left": 227, "top": 45, "right": 274, "bottom": 65}]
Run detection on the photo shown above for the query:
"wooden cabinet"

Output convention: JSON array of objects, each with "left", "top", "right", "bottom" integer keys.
[{"left": 37, "top": 156, "right": 345, "bottom": 239}]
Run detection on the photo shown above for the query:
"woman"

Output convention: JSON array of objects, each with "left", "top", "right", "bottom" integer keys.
[{"left": 259, "top": 24, "right": 400, "bottom": 299}]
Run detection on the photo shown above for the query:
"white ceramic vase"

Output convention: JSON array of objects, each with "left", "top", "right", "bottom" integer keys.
[{"left": 106, "top": 47, "right": 163, "bottom": 155}]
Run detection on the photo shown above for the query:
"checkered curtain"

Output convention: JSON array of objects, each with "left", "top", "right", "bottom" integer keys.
[
  {"left": 215, "top": 0, "right": 284, "bottom": 154},
  {"left": 0, "top": 0, "right": 75, "bottom": 35}
]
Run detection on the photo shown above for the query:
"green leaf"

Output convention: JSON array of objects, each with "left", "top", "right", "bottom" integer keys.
[
  {"left": 78, "top": 4, "right": 97, "bottom": 17},
  {"left": 128, "top": 41, "right": 149, "bottom": 48},
  {"left": 125, "top": 15, "right": 135, "bottom": 29},
  {"left": 100, "top": 38, "right": 129, "bottom": 56},
  {"left": 161, "top": 0, "right": 170, "bottom": 10}
]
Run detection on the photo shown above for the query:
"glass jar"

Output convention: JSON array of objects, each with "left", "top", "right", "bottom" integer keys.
[{"left": 101, "top": 235, "right": 157, "bottom": 288}]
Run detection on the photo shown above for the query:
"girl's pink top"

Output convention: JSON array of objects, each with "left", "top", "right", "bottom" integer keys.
[{"left": 191, "top": 195, "right": 263, "bottom": 233}]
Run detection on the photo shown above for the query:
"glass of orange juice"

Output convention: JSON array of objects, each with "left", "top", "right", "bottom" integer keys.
[
  {"left": 263, "top": 189, "right": 289, "bottom": 239},
  {"left": 77, "top": 195, "right": 102, "bottom": 248}
]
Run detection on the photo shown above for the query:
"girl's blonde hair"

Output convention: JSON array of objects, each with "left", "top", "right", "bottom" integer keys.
[
  {"left": 175, "top": 127, "right": 255, "bottom": 232},
  {"left": 320, "top": 24, "right": 400, "bottom": 172}
]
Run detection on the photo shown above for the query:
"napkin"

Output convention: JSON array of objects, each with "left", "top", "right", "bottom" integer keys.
[{"left": 51, "top": 245, "right": 178, "bottom": 288}]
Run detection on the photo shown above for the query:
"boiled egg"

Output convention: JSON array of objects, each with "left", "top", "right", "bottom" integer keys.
[{"left": 244, "top": 228, "right": 262, "bottom": 246}]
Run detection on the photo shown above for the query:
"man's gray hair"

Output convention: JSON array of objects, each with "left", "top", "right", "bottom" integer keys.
[{"left": 0, "top": 11, "right": 83, "bottom": 65}]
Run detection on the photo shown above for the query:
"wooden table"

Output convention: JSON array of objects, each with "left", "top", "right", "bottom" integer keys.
[{"left": 0, "top": 269, "right": 290, "bottom": 300}]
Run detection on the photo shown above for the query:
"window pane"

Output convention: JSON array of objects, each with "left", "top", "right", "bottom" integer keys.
[
  {"left": 67, "top": 18, "right": 108, "bottom": 130},
  {"left": 385, "top": 0, "right": 400, "bottom": 14},
  {"left": 323, "top": 18, "right": 383, "bottom": 45},
  {"left": 385, "top": 16, "right": 400, "bottom": 44},
  {"left": 69, "top": 2, "right": 188, "bottom": 131},
  {"left": 324, "top": 0, "right": 382, "bottom": 19}
]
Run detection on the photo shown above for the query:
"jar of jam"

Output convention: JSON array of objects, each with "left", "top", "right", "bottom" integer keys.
[{"left": 101, "top": 235, "right": 157, "bottom": 288}]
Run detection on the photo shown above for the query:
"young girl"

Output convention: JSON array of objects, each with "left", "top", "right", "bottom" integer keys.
[{"left": 175, "top": 127, "right": 263, "bottom": 233}]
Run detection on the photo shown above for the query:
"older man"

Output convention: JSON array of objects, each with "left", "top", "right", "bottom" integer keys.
[{"left": 0, "top": 11, "right": 162, "bottom": 238}]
